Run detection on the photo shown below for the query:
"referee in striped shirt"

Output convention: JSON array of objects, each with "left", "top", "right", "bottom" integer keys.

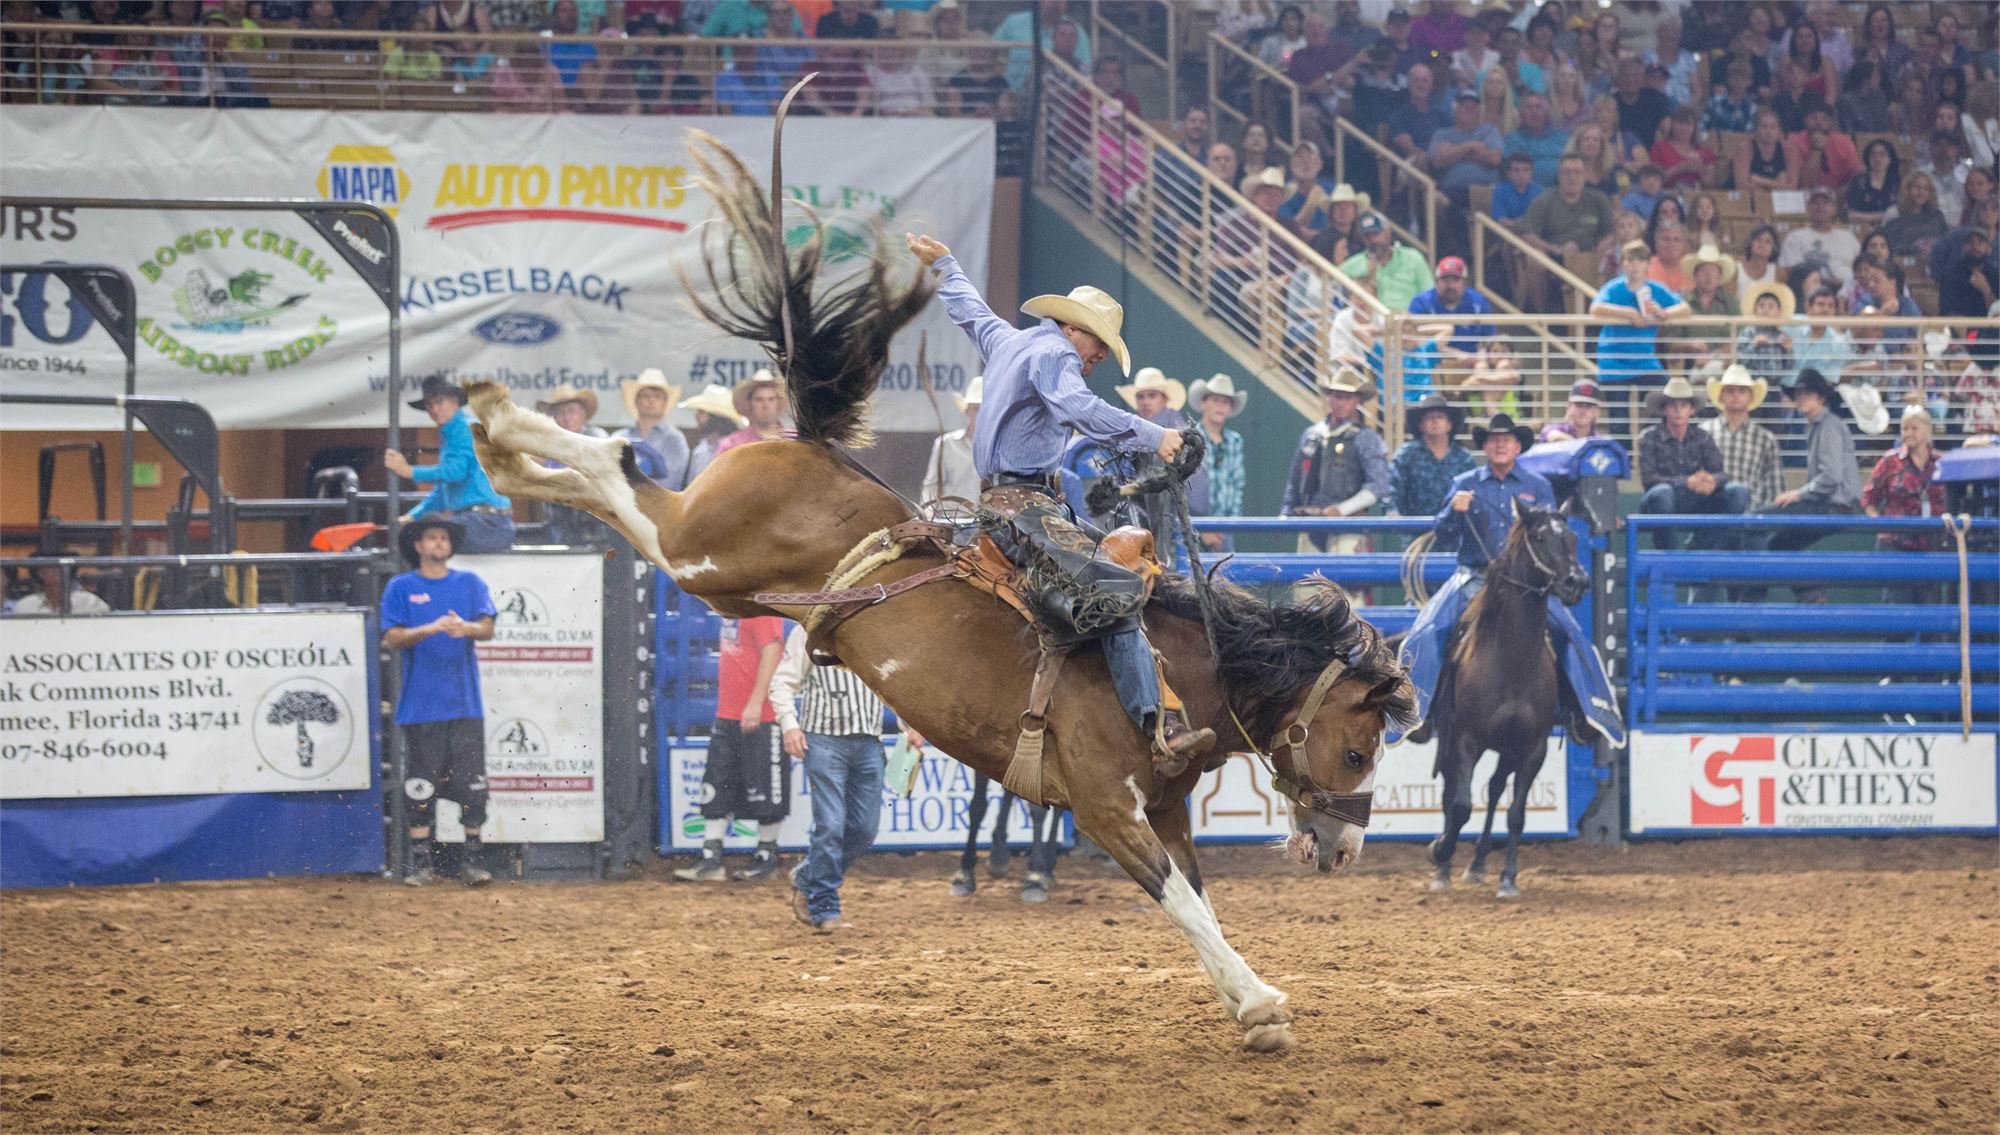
[{"left": 773, "top": 625, "right": 919, "bottom": 931}]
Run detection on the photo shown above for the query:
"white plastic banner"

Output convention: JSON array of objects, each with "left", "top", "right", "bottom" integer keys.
[
  {"left": 461, "top": 553, "right": 603, "bottom": 842},
  {"left": 1190, "top": 738, "right": 1572, "bottom": 840},
  {"left": 663, "top": 744, "right": 1034, "bottom": 852},
  {"left": 0, "top": 610, "right": 371, "bottom": 799},
  {"left": 1627, "top": 731, "right": 1999, "bottom": 833},
  {"left": 0, "top": 107, "right": 993, "bottom": 432}
]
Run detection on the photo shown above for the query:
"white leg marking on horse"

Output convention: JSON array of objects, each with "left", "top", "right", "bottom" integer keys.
[
  {"left": 596, "top": 464, "right": 666, "bottom": 567},
  {"left": 665, "top": 555, "right": 719, "bottom": 582},
  {"left": 1123, "top": 775, "right": 1147, "bottom": 822},
  {"left": 1157, "top": 862, "right": 1284, "bottom": 1024},
  {"left": 875, "top": 659, "right": 902, "bottom": 682}
]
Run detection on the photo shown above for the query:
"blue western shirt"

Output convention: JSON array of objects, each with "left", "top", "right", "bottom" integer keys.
[
  {"left": 1388, "top": 439, "right": 1476, "bottom": 517},
  {"left": 382, "top": 567, "right": 497, "bottom": 725},
  {"left": 931, "top": 255, "right": 1166, "bottom": 477},
  {"left": 1433, "top": 463, "right": 1555, "bottom": 568},
  {"left": 409, "top": 407, "right": 511, "bottom": 519}
]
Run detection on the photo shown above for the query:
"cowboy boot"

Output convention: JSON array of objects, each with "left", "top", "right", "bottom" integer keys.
[{"left": 1152, "top": 710, "right": 1215, "bottom": 777}]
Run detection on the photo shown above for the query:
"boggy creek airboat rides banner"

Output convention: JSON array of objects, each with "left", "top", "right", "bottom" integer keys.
[{"left": 0, "top": 107, "right": 994, "bottom": 432}]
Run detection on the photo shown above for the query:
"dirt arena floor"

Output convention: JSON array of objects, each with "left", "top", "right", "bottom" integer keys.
[{"left": 3, "top": 836, "right": 1995, "bottom": 1134}]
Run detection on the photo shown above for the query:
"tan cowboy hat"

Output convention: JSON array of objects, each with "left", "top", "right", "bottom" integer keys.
[
  {"left": 1020, "top": 286, "right": 1132, "bottom": 375},
  {"left": 1318, "top": 365, "right": 1377, "bottom": 400},
  {"left": 1680, "top": 243, "right": 1737, "bottom": 284},
  {"left": 1742, "top": 279, "right": 1797, "bottom": 319},
  {"left": 1706, "top": 362, "right": 1768, "bottom": 412},
  {"left": 952, "top": 375, "right": 984, "bottom": 414},
  {"left": 731, "top": 368, "right": 786, "bottom": 418},
  {"left": 1188, "top": 373, "right": 1248, "bottom": 416},
  {"left": 1644, "top": 374, "right": 1710, "bottom": 416},
  {"left": 1327, "top": 182, "right": 1371, "bottom": 211},
  {"left": 1117, "top": 366, "right": 1187, "bottom": 411},
  {"left": 677, "top": 382, "right": 747, "bottom": 427},
  {"left": 619, "top": 368, "right": 681, "bottom": 423},
  {"left": 536, "top": 384, "right": 599, "bottom": 420},
  {"left": 1242, "top": 166, "right": 1286, "bottom": 195}
]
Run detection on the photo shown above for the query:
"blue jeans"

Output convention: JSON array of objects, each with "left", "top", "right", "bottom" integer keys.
[
  {"left": 1103, "top": 628, "right": 1162, "bottom": 729},
  {"left": 450, "top": 508, "right": 517, "bottom": 554},
  {"left": 1638, "top": 481, "right": 1750, "bottom": 550},
  {"left": 796, "top": 733, "right": 884, "bottom": 922}
]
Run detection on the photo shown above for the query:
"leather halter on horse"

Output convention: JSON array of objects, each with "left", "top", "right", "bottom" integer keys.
[
  {"left": 1467, "top": 500, "right": 1564, "bottom": 596},
  {"left": 1226, "top": 658, "right": 1375, "bottom": 830}
]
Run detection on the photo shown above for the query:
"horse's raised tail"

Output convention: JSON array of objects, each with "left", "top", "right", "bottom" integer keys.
[{"left": 679, "top": 128, "right": 935, "bottom": 449}]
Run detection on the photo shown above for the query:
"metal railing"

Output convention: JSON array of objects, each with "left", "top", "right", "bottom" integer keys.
[
  {"left": 1204, "top": 31, "right": 1298, "bottom": 154},
  {"left": 0, "top": 20, "right": 1017, "bottom": 116},
  {"left": 1086, "top": 0, "right": 1176, "bottom": 119},
  {"left": 1328, "top": 114, "right": 1437, "bottom": 262},
  {"left": 1038, "top": 51, "right": 1385, "bottom": 399}
]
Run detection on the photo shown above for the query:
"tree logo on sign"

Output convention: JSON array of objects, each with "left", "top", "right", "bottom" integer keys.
[{"left": 253, "top": 677, "right": 356, "bottom": 780}]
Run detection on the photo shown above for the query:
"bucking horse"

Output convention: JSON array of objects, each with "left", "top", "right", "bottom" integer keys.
[{"left": 465, "top": 128, "right": 1414, "bottom": 1051}]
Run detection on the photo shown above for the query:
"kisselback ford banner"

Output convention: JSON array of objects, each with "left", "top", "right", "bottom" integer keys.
[
  {"left": 0, "top": 611, "right": 373, "bottom": 799},
  {"left": 1627, "top": 731, "right": 1999, "bottom": 834},
  {"left": 0, "top": 107, "right": 994, "bottom": 433}
]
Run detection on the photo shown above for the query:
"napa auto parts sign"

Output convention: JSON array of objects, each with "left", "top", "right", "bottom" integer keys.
[
  {"left": 0, "top": 107, "right": 993, "bottom": 432},
  {"left": 1627, "top": 731, "right": 1998, "bottom": 834}
]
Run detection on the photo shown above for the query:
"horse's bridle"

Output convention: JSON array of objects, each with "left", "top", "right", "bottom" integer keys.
[{"left": 1229, "top": 657, "right": 1375, "bottom": 829}]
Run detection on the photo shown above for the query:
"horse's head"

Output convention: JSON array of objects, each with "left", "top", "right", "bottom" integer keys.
[
  {"left": 1510, "top": 498, "right": 1589, "bottom": 607},
  {"left": 1280, "top": 662, "right": 1412, "bottom": 874}
]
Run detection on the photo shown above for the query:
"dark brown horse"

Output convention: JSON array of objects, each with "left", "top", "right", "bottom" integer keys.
[
  {"left": 1427, "top": 502, "right": 1588, "bottom": 898},
  {"left": 466, "top": 131, "right": 1414, "bottom": 1049}
]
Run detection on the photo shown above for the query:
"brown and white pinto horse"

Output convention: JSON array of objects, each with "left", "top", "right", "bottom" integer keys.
[{"left": 465, "top": 132, "right": 1414, "bottom": 1050}]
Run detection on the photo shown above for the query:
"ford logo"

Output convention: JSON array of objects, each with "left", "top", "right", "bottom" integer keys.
[{"left": 473, "top": 312, "right": 561, "bottom": 345}]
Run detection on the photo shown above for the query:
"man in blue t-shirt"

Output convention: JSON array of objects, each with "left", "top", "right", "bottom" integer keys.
[{"left": 383, "top": 517, "right": 499, "bottom": 886}]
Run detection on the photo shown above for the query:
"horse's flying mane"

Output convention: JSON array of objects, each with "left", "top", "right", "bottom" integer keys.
[
  {"left": 677, "top": 129, "right": 935, "bottom": 450},
  {"left": 1151, "top": 573, "right": 1418, "bottom": 740}
]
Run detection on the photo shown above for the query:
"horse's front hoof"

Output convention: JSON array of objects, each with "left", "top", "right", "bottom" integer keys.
[
  {"left": 1019, "top": 873, "right": 1050, "bottom": 903},
  {"left": 1495, "top": 881, "right": 1521, "bottom": 900},
  {"left": 948, "top": 869, "right": 975, "bottom": 898},
  {"left": 1461, "top": 866, "right": 1487, "bottom": 885},
  {"left": 1427, "top": 875, "right": 1452, "bottom": 892}
]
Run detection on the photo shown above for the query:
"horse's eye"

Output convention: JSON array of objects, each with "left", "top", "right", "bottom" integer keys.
[{"left": 1345, "top": 749, "right": 1367, "bottom": 770}]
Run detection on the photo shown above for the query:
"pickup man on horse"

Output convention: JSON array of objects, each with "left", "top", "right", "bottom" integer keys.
[
  {"left": 1397, "top": 413, "right": 1625, "bottom": 747},
  {"left": 906, "top": 232, "right": 1216, "bottom": 771}
]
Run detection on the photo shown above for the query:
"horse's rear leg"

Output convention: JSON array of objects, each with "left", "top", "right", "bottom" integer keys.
[
  {"left": 1079, "top": 791, "right": 1291, "bottom": 1052},
  {"left": 1497, "top": 742, "right": 1551, "bottom": 899},
  {"left": 989, "top": 788, "right": 1016, "bottom": 879},
  {"left": 951, "top": 773, "right": 991, "bottom": 897},
  {"left": 1464, "top": 765, "right": 1510, "bottom": 884},
  {"left": 1428, "top": 735, "right": 1477, "bottom": 891}
]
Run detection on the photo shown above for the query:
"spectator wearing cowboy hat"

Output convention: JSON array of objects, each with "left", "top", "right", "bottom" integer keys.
[
  {"left": 1735, "top": 280, "right": 1798, "bottom": 390},
  {"left": 1590, "top": 239, "right": 1689, "bottom": 385},
  {"left": 1679, "top": 243, "right": 1738, "bottom": 355},
  {"left": 614, "top": 369, "right": 690, "bottom": 490},
  {"left": 536, "top": 384, "right": 616, "bottom": 546},
  {"left": 384, "top": 375, "right": 516, "bottom": 554},
  {"left": 1281, "top": 366, "right": 1390, "bottom": 554},
  {"left": 1118, "top": 368, "right": 1209, "bottom": 559},
  {"left": 1700, "top": 363, "right": 1783, "bottom": 516},
  {"left": 383, "top": 516, "right": 500, "bottom": 886},
  {"left": 715, "top": 369, "right": 795, "bottom": 458},
  {"left": 1748, "top": 368, "right": 1862, "bottom": 602},
  {"left": 678, "top": 383, "right": 747, "bottom": 483},
  {"left": 921, "top": 376, "right": 983, "bottom": 504},
  {"left": 1388, "top": 393, "right": 1475, "bottom": 518},
  {"left": 1638, "top": 375, "right": 1749, "bottom": 551},
  {"left": 537, "top": 384, "right": 607, "bottom": 438},
  {"left": 1539, "top": 379, "right": 1604, "bottom": 444},
  {"left": 1189, "top": 373, "right": 1248, "bottom": 551},
  {"left": 1339, "top": 211, "right": 1435, "bottom": 315}
]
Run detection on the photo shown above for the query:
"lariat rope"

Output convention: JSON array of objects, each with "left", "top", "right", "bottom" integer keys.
[{"left": 1943, "top": 513, "right": 1973, "bottom": 739}]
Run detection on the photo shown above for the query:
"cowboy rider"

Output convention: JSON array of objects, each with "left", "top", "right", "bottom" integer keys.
[
  {"left": 1396, "top": 413, "right": 1625, "bottom": 748},
  {"left": 907, "top": 231, "right": 1217, "bottom": 770}
]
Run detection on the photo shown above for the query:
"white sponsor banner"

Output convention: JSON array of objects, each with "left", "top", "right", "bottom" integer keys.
[
  {"left": 462, "top": 553, "right": 603, "bottom": 843},
  {"left": 0, "top": 107, "right": 993, "bottom": 432},
  {"left": 663, "top": 744, "right": 1034, "bottom": 852},
  {"left": 1190, "top": 738, "right": 1572, "bottom": 840},
  {"left": 1628, "top": 731, "right": 1999, "bottom": 833},
  {"left": 0, "top": 610, "right": 371, "bottom": 799}
]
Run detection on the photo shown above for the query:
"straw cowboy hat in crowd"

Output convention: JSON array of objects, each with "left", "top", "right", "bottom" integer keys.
[
  {"left": 536, "top": 384, "right": 599, "bottom": 420},
  {"left": 1680, "top": 243, "right": 1738, "bottom": 284},
  {"left": 677, "top": 383, "right": 746, "bottom": 426},
  {"left": 1403, "top": 392, "right": 1465, "bottom": 437},
  {"left": 1188, "top": 373, "right": 1248, "bottom": 416},
  {"left": 1020, "top": 285, "right": 1132, "bottom": 375},
  {"left": 953, "top": 375, "right": 984, "bottom": 414},
  {"left": 1241, "top": 166, "right": 1287, "bottom": 196},
  {"left": 1117, "top": 366, "right": 1187, "bottom": 411},
  {"left": 1470, "top": 412, "right": 1536, "bottom": 449},
  {"left": 731, "top": 368, "right": 786, "bottom": 418},
  {"left": 1327, "top": 183, "right": 1371, "bottom": 213},
  {"left": 620, "top": 368, "right": 681, "bottom": 422},
  {"left": 1644, "top": 374, "right": 1710, "bottom": 416},
  {"left": 1318, "top": 365, "right": 1377, "bottom": 400},
  {"left": 1706, "top": 363, "right": 1768, "bottom": 412},
  {"left": 1742, "top": 279, "right": 1797, "bottom": 318}
]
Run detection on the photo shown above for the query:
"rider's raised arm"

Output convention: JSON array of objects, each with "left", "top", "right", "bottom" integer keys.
[
  {"left": 1033, "top": 351, "right": 1168, "bottom": 455},
  {"left": 929, "top": 254, "right": 1016, "bottom": 363}
]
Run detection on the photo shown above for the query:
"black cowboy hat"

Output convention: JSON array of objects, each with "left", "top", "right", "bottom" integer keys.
[
  {"left": 408, "top": 374, "right": 467, "bottom": 412},
  {"left": 1788, "top": 367, "right": 1843, "bottom": 405},
  {"left": 1470, "top": 412, "right": 1535, "bottom": 450},
  {"left": 1403, "top": 392, "right": 1465, "bottom": 438},
  {"left": 397, "top": 516, "right": 466, "bottom": 567}
]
